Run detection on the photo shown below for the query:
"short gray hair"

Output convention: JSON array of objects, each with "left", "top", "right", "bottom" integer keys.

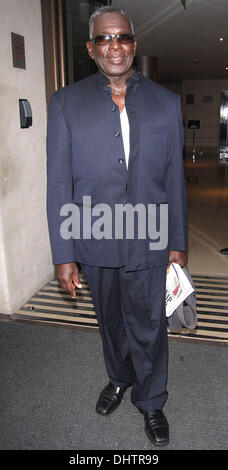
[{"left": 89, "top": 6, "right": 135, "bottom": 40}]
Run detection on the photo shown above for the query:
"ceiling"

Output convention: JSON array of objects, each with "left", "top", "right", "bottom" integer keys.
[{"left": 112, "top": 0, "right": 228, "bottom": 82}]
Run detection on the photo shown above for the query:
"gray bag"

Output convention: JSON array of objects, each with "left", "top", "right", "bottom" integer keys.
[{"left": 167, "top": 267, "right": 197, "bottom": 330}]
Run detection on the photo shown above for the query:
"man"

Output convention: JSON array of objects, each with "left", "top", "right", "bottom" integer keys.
[{"left": 47, "top": 6, "right": 187, "bottom": 447}]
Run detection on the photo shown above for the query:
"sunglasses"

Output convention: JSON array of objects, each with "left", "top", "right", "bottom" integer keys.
[{"left": 91, "top": 34, "right": 135, "bottom": 46}]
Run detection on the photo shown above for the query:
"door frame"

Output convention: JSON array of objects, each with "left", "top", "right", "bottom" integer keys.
[{"left": 41, "top": 0, "right": 67, "bottom": 106}]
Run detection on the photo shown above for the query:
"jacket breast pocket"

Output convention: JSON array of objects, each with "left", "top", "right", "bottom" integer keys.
[
  {"left": 139, "top": 127, "right": 171, "bottom": 184},
  {"left": 142, "top": 129, "right": 169, "bottom": 161},
  {"left": 145, "top": 126, "right": 170, "bottom": 135}
]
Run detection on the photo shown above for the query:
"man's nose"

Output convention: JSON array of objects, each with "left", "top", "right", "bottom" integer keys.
[{"left": 108, "top": 36, "right": 121, "bottom": 50}]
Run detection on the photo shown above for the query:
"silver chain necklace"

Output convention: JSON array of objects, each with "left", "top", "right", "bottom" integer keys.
[{"left": 108, "top": 85, "right": 127, "bottom": 95}]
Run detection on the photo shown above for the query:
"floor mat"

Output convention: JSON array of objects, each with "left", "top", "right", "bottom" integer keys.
[{"left": 13, "top": 273, "right": 228, "bottom": 345}]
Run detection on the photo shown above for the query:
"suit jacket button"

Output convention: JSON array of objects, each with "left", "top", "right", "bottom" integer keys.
[
  {"left": 114, "top": 130, "right": 120, "bottom": 137},
  {"left": 118, "top": 158, "right": 124, "bottom": 164},
  {"left": 111, "top": 105, "right": 116, "bottom": 112}
]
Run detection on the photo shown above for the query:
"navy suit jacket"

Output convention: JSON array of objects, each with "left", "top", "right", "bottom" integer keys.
[{"left": 47, "top": 69, "right": 187, "bottom": 271}]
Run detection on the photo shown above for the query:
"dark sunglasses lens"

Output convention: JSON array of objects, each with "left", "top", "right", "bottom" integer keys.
[
  {"left": 94, "top": 35, "right": 111, "bottom": 45},
  {"left": 118, "top": 34, "right": 134, "bottom": 44},
  {"left": 93, "top": 34, "right": 134, "bottom": 45}
]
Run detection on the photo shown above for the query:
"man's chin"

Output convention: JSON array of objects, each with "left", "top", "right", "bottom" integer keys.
[{"left": 101, "top": 65, "right": 134, "bottom": 79}]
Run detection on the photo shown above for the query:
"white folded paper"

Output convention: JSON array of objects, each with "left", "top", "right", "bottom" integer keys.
[{"left": 166, "top": 263, "right": 194, "bottom": 317}]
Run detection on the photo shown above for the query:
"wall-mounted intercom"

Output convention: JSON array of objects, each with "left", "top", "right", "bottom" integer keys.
[{"left": 19, "top": 99, "right": 32, "bottom": 128}]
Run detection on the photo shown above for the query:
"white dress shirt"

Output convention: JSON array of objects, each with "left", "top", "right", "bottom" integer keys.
[{"left": 120, "top": 106, "right": 130, "bottom": 168}]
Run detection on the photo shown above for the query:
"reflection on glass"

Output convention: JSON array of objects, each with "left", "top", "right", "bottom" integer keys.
[
  {"left": 220, "top": 91, "right": 228, "bottom": 160},
  {"left": 66, "top": 0, "right": 108, "bottom": 84}
]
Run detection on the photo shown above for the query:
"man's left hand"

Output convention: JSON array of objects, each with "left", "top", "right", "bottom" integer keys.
[{"left": 168, "top": 250, "right": 187, "bottom": 268}]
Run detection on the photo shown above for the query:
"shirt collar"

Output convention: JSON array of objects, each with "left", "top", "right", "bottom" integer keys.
[{"left": 96, "top": 66, "right": 141, "bottom": 89}]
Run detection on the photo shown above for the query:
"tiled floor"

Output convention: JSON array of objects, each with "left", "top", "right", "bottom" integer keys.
[{"left": 185, "top": 154, "right": 228, "bottom": 276}]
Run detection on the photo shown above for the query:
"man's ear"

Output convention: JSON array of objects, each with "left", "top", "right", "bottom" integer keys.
[{"left": 86, "top": 40, "right": 94, "bottom": 60}]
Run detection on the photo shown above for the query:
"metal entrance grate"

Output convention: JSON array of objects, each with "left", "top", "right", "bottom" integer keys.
[{"left": 13, "top": 273, "right": 228, "bottom": 345}]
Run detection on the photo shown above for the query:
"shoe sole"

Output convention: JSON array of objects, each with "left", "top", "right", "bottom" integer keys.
[{"left": 145, "top": 427, "right": 169, "bottom": 447}]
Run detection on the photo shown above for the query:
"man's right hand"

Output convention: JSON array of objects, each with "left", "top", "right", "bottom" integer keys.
[{"left": 55, "top": 262, "right": 82, "bottom": 299}]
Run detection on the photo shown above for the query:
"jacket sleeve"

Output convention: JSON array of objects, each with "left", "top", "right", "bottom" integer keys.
[
  {"left": 46, "top": 92, "right": 75, "bottom": 265},
  {"left": 166, "top": 95, "right": 187, "bottom": 252}
]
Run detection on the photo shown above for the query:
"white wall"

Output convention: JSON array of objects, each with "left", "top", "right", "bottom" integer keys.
[
  {"left": 182, "top": 79, "right": 228, "bottom": 153},
  {"left": 0, "top": 0, "right": 53, "bottom": 315}
]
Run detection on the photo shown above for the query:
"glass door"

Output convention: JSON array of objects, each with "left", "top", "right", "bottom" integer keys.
[
  {"left": 41, "top": 0, "right": 110, "bottom": 104},
  {"left": 65, "top": 0, "right": 111, "bottom": 84}
]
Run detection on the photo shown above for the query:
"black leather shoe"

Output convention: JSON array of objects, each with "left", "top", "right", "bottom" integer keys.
[
  {"left": 96, "top": 382, "right": 124, "bottom": 416},
  {"left": 220, "top": 247, "right": 228, "bottom": 255},
  {"left": 144, "top": 410, "right": 169, "bottom": 446}
]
